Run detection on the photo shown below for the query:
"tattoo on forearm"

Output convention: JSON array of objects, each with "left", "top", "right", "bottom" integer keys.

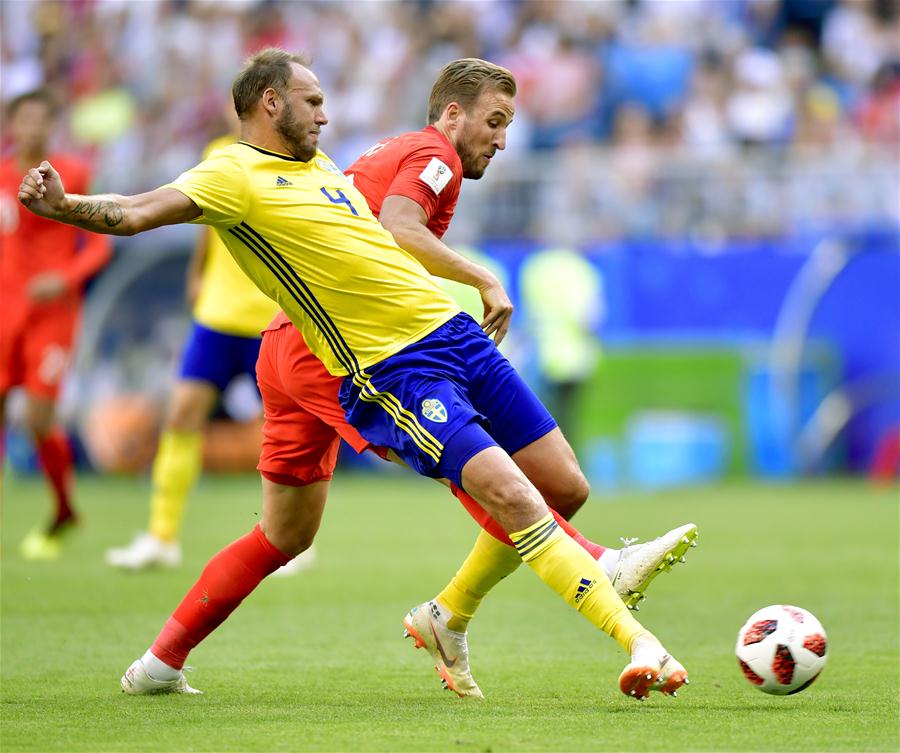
[{"left": 68, "top": 199, "right": 125, "bottom": 228}]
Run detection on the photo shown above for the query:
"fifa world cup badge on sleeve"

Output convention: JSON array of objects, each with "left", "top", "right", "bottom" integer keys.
[{"left": 418, "top": 158, "right": 453, "bottom": 196}]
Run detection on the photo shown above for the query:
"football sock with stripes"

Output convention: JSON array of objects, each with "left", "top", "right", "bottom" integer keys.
[
  {"left": 509, "top": 513, "right": 648, "bottom": 654},
  {"left": 151, "top": 524, "right": 290, "bottom": 669},
  {"left": 436, "top": 529, "right": 522, "bottom": 632},
  {"left": 450, "top": 483, "right": 606, "bottom": 558},
  {"left": 437, "top": 484, "right": 612, "bottom": 631},
  {"left": 36, "top": 430, "right": 75, "bottom": 528},
  {"left": 148, "top": 430, "right": 203, "bottom": 543}
]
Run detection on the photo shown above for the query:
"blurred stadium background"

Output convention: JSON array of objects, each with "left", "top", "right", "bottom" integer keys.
[
  {"left": 1, "top": 2, "right": 899, "bottom": 751},
  {"left": 3, "top": 0, "right": 898, "bottom": 489}
]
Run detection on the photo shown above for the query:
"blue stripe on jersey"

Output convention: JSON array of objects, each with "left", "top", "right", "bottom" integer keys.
[
  {"left": 515, "top": 519, "right": 559, "bottom": 557},
  {"left": 227, "top": 225, "right": 358, "bottom": 375},
  {"left": 239, "top": 222, "right": 360, "bottom": 374},
  {"left": 227, "top": 225, "right": 353, "bottom": 374}
]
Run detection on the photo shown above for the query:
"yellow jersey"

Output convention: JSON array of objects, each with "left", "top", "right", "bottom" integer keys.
[
  {"left": 191, "top": 136, "right": 280, "bottom": 338},
  {"left": 165, "top": 141, "right": 460, "bottom": 376}
]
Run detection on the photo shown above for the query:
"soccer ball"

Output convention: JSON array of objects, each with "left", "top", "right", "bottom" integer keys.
[{"left": 735, "top": 605, "right": 828, "bottom": 695}]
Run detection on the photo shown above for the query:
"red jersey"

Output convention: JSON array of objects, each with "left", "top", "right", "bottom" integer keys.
[
  {"left": 345, "top": 125, "right": 463, "bottom": 240},
  {"left": 266, "top": 126, "right": 465, "bottom": 333},
  {"left": 0, "top": 154, "right": 112, "bottom": 314}
]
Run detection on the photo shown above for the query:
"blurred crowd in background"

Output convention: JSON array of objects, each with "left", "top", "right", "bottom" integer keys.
[
  {"left": 2, "top": 0, "right": 898, "bottom": 238},
  {"left": 2, "top": 0, "right": 897, "bottom": 484}
]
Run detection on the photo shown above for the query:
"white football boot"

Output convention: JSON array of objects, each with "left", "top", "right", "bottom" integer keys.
[
  {"left": 611, "top": 523, "right": 698, "bottom": 610},
  {"left": 105, "top": 532, "right": 182, "bottom": 570},
  {"left": 120, "top": 658, "right": 201, "bottom": 695},
  {"left": 618, "top": 638, "right": 689, "bottom": 701},
  {"left": 403, "top": 600, "right": 484, "bottom": 699}
]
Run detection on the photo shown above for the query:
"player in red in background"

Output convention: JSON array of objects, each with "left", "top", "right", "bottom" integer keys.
[{"left": 0, "top": 89, "right": 113, "bottom": 560}]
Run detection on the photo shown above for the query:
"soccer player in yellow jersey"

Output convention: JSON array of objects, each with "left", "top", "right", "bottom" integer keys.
[
  {"left": 103, "top": 132, "right": 283, "bottom": 570},
  {"left": 18, "top": 49, "right": 690, "bottom": 702}
]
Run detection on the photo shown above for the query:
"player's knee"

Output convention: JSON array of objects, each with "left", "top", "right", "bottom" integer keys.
[
  {"left": 165, "top": 399, "right": 208, "bottom": 432},
  {"left": 481, "top": 476, "right": 545, "bottom": 531},
  {"left": 545, "top": 468, "right": 590, "bottom": 520},
  {"left": 261, "top": 523, "right": 315, "bottom": 558},
  {"left": 24, "top": 412, "right": 54, "bottom": 440},
  {"left": 282, "top": 534, "right": 315, "bottom": 559}
]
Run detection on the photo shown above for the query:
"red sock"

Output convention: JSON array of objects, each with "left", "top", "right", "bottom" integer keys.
[
  {"left": 870, "top": 428, "right": 900, "bottom": 481},
  {"left": 36, "top": 430, "right": 75, "bottom": 526},
  {"left": 151, "top": 525, "right": 290, "bottom": 669},
  {"left": 555, "top": 513, "right": 606, "bottom": 559},
  {"left": 449, "top": 483, "right": 606, "bottom": 559}
]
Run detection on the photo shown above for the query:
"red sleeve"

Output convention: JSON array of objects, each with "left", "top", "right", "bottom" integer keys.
[
  {"left": 383, "top": 140, "right": 461, "bottom": 224},
  {"left": 61, "top": 230, "right": 113, "bottom": 291}
]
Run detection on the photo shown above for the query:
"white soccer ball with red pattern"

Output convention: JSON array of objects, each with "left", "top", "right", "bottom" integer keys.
[{"left": 735, "top": 605, "right": 828, "bottom": 695}]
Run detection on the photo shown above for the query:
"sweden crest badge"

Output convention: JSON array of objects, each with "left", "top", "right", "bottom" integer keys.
[{"left": 421, "top": 398, "right": 448, "bottom": 423}]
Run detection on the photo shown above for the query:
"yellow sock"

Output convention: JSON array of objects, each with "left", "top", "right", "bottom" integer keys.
[
  {"left": 148, "top": 430, "right": 203, "bottom": 543},
  {"left": 436, "top": 530, "right": 522, "bottom": 631},
  {"left": 510, "top": 514, "right": 648, "bottom": 654}
]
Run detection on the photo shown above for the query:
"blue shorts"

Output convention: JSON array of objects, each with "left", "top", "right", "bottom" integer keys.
[
  {"left": 339, "top": 313, "right": 556, "bottom": 488},
  {"left": 179, "top": 321, "right": 262, "bottom": 392}
]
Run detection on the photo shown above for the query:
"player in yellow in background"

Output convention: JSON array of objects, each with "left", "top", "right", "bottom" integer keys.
[{"left": 105, "top": 133, "right": 282, "bottom": 570}]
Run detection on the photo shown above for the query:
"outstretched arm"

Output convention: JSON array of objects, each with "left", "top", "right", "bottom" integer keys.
[
  {"left": 379, "top": 194, "right": 513, "bottom": 345},
  {"left": 18, "top": 160, "right": 201, "bottom": 236}
]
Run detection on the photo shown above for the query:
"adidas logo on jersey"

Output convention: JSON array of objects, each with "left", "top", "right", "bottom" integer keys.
[{"left": 275, "top": 176, "right": 293, "bottom": 187}]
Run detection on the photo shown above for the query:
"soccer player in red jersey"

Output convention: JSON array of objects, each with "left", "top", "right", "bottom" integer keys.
[{"left": 0, "top": 89, "right": 112, "bottom": 560}]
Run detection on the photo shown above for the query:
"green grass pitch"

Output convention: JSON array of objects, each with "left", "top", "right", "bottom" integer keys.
[{"left": 1, "top": 470, "right": 898, "bottom": 752}]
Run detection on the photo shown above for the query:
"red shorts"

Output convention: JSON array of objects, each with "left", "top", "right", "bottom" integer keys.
[
  {"left": 255, "top": 318, "right": 371, "bottom": 486},
  {"left": 255, "top": 318, "right": 514, "bottom": 548},
  {"left": 0, "top": 306, "right": 76, "bottom": 400}
]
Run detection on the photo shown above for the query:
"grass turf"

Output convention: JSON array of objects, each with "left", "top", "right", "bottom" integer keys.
[{"left": 1, "top": 471, "right": 898, "bottom": 752}]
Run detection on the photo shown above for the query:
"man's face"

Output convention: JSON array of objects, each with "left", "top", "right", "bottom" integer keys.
[
  {"left": 10, "top": 100, "right": 54, "bottom": 156},
  {"left": 454, "top": 89, "right": 515, "bottom": 179},
  {"left": 274, "top": 64, "right": 328, "bottom": 161}
]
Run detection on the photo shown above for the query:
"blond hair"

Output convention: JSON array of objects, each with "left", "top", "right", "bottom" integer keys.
[{"left": 427, "top": 58, "right": 516, "bottom": 123}]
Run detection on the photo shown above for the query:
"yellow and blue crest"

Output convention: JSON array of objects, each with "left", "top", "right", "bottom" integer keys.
[
  {"left": 421, "top": 398, "right": 448, "bottom": 423},
  {"left": 317, "top": 158, "right": 349, "bottom": 181}
]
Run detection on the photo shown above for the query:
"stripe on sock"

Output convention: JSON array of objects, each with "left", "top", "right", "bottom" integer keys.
[{"left": 510, "top": 514, "right": 560, "bottom": 561}]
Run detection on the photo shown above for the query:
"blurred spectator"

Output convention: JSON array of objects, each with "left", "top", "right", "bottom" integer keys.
[
  {"left": 519, "top": 248, "right": 604, "bottom": 439},
  {"left": 822, "top": 0, "right": 900, "bottom": 89},
  {"left": 503, "top": 31, "right": 601, "bottom": 149},
  {"left": 726, "top": 47, "right": 794, "bottom": 146},
  {"left": 608, "top": 102, "right": 661, "bottom": 236},
  {"left": 1, "top": 0, "right": 895, "bottom": 240},
  {"left": 855, "top": 61, "right": 900, "bottom": 144},
  {"left": 679, "top": 50, "right": 734, "bottom": 159}
]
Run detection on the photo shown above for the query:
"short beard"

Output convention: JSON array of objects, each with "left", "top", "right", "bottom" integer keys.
[
  {"left": 461, "top": 154, "right": 486, "bottom": 180},
  {"left": 457, "top": 122, "right": 486, "bottom": 179},
  {"left": 275, "top": 100, "right": 317, "bottom": 161}
]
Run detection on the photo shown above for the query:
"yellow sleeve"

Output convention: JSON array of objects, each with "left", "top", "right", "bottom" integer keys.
[{"left": 163, "top": 149, "right": 250, "bottom": 227}]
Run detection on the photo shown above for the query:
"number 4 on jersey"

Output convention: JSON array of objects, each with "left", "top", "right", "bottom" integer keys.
[{"left": 320, "top": 187, "right": 358, "bottom": 216}]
